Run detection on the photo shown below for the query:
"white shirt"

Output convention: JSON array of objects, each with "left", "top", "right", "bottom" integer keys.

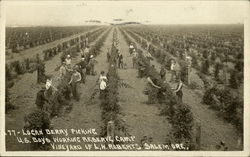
[
  {"left": 84, "top": 48, "right": 89, "bottom": 54},
  {"left": 59, "top": 65, "right": 67, "bottom": 78},
  {"left": 99, "top": 75, "right": 107, "bottom": 82},
  {"left": 146, "top": 52, "right": 152, "bottom": 58},
  {"left": 80, "top": 49, "right": 84, "bottom": 56},
  {"left": 100, "top": 80, "right": 107, "bottom": 90},
  {"left": 171, "top": 63, "right": 175, "bottom": 71},
  {"left": 65, "top": 58, "right": 71, "bottom": 65},
  {"left": 45, "top": 79, "right": 52, "bottom": 90}
]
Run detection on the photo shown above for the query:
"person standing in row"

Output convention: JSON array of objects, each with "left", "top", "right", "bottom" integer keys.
[
  {"left": 35, "top": 86, "right": 47, "bottom": 110},
  {"left": 77, "top": 57, "right": 87, "bottom": 84},
  {"left": 43, "top": 76, "right": 58, "bottom": 113},
  {"left": 59, "top": 61, "right": 67, "bottom": 79},
  {"left": 98, "top": 71, "right": 108, "bottom": 100},
  {"left": 146, "top": 74, "right": 161, "bottom": 104},
  {"left": 160, "top": 65, "right": 166, "bottom": 81},
  {"left": 88, "top": 55, "right": 96, "bottom": 75},
  {"left": 117, "top": 50, "right": 124, "bottom": 69},
  {"left": 173, "top": 78, "right": 184, "bottom": 102},
  {"left": 80, "top": 48, "right": 84, "bottom": 58},
  {"left": 129, "top": 43, "right": 134, "bottom": 55},
  {"left": 45, "top": 76, "right": 58, "bottom": 99},
  {"left": 83, "top": 46, "right": 90, "bottom": 62},
  {"left": 99, "top": 77, "right": 107, "bottom": 100},
  {"left": 132, "top": 49, "right": 138, "bottom": 68},
  {"left": 68, "top": 66, "right": 82, "bottom": 101},
  {"left": 37, "top": 60, "right": 46, "bottom": 84},
  {"left": 65, "top": 55, "right": 72, "bottom": 67}
]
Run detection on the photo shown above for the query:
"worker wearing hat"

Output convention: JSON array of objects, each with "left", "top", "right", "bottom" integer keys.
[
  {"left": 83, "top": 46, "right": 90, "bottom": 62},
  {"left": 117, "top": 50, "right": 124, "bottom": 69},
  {"left": 77, "top": 57, "right": 87, "bottom": 83},
  {"left": 99, "top": 76, "right": 107, "bottom": 100},
  {"left": 68, "top": 66, "right": 81, "bottom": 101},
  {"left": 65, "top": 55, "right": 71, "bottom": 65},
  {"left": 129, "top": 43, "right": 134, "bottom": 55},
  {"left": 35, "top": 85, "right": 47, "bottom": 110},
  {"left": 132, "top": 49, "right": 138, "bottom": 68},
  {"left": 88, "top": 55, "right": 96, "bottom": 75},
  {"left": 37, "top": 60, "right": 45, "bottom": 84},
  {"left": 59, "top": 61, "right": 67, "bottom": 79}
]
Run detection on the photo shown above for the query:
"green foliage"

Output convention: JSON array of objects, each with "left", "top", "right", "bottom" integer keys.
[
  {"left": 99, "top": 31, "right": 128, "bottom": 138},
  {"left": 171, "top": 104, "right": 194, "bottom": 141},
  {"left": 24, "top": 109, "right": 52, "bottom": 150},
  {"left": 203, "top": 85, "right": 243, "bottom": 132},
  {"left": 201, "top": 59, "right": 210, "bottom": 75},
  {"left": 123, "top": 28, "right": 195, "bottom": 145},
  {"left": 189, "top": 81, "right": 201, "bottom": 90},
  {"left": 229, "top": 69, "right": 239, "bottom": 89}
]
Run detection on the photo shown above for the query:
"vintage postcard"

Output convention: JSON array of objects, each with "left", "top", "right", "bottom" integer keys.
[{"left": 0, "top": 0, "right": 249, "bottom": 156}]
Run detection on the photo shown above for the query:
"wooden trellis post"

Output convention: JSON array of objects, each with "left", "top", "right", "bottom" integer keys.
[
  {"left": 195, "top": 121, "right": 201, "bottom": 150},
  {"left": 107, "top": 121, "right": 115, "bottom": 144},
  {"left": 187, "top": 65, "right": 191, "bottom": 85}
]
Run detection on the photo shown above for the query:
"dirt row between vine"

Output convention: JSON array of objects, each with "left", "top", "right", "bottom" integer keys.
[
  {"left": 5, "top": 28, "right": 111, "bottom": 151},
  {"left": 121, "top": 28, "right": 240, "bottom": 150},
  {"left": 116, "top": 29, "right": 172, "bottom": 145},
  {"left": 45, "top": 28, "right": 115, "bottom": 150}
]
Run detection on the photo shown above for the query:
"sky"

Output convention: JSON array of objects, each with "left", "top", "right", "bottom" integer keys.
[{"left": 3, "top": 1, "right": 248, "bottom": 26}]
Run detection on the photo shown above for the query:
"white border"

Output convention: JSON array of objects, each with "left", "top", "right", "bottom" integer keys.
[{"left": 0, "top": 1, "right": 249, "bottom": 156}]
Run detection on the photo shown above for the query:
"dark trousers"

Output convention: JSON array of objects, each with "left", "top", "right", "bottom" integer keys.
[
  {"left": 176, "top": 90, "right": 183, "bottom": 102},
  {"left": 132, "top": 58, "right": 137, "bottom": 68},
  {"left": 80, "top": 69, "right": 86, "bottom": 83},
  {"left": 118, "top": 61, "right": 123, "bottom": 69},
  {"left": 71, "top": 82, "right": 80, "bottom": 101},
  {"left": 99, "top": 89, "right": 106, "bottom": 100}
]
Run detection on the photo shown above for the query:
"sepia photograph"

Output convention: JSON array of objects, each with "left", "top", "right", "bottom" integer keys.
[{"left": 0, "top": 0, "right": 249, "bottom": 156}]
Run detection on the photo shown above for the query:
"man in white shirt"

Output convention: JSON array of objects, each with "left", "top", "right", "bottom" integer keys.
[
  {"left": 65, "top": 55, "right": 72, "bottom": 66},
  {"left": 129, "top": 43, "right": 134, "bottom": 55},
  {"left": 83, "top": 46, "right": 90, "bottom": 61},
  {"left": 132, "top": 49, "right": 138, "bottom": 68},
  {"left": 59, "top": 61, "right": 67, "bottom": 79},
  {"left": 99, "top": 77, "right": 107, "bottom": 100},
  {"left": 69, "top": 67, "right": 82, "bottom": 101},
  {"left": 99, "top": 71, "right": 107, "bottom": 83},
  {"left": 44, "top": 76, "right": 58, "bottom": 99}
]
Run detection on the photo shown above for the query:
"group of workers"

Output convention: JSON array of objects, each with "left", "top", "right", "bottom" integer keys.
[
  {"left": 35, "top": 36, "right": 190, "bottom": 115},
  {"left": 128, "top": 42, "right": 186, "bottom": 103},
  {"left": 35, "top": 44, "right": 100, "bottom": 115}
]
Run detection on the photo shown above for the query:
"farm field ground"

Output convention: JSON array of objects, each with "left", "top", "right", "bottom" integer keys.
[{"left": 5, "top": 25, "right": 243, "bottom": 151}]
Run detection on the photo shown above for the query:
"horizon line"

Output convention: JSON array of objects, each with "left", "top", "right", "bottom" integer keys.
[{"left": 6, "top": 23, "right": 244, "bottom": 27}]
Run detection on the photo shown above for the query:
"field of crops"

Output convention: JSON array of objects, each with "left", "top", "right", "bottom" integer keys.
[
  {"left": 6, "top": 26, "right": 99, "bottom": 53},
  {"left": 5, "top": 24, "right": 244, "bottom": 151}
]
